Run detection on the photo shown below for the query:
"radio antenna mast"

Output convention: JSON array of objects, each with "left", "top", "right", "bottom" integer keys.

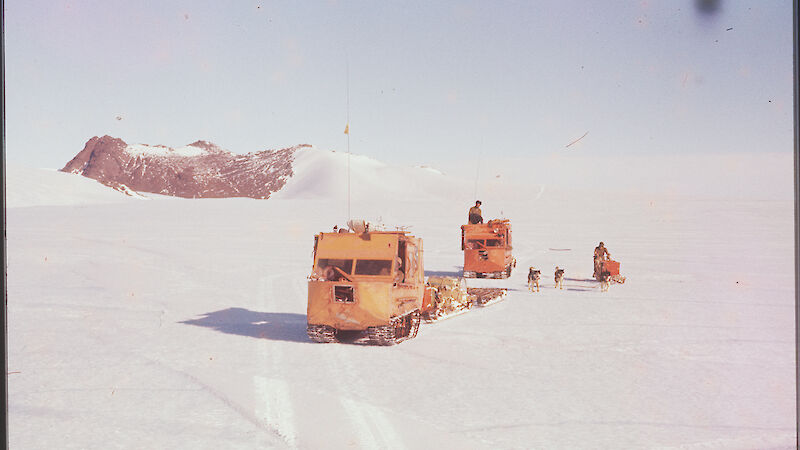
[
  {"left": 473, "top": 135, "right": 483, "bottom": 200},
  {"left": 345, "top": 56, "right": 351, "bottom": 220}
]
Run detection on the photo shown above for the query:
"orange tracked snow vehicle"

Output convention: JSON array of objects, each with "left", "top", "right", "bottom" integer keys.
[
  {"left": 307, "top": 224, "right": 424, "bottom": 345},
  {"left": 461, "top": 219, "right": 515, "bottom": 278}
]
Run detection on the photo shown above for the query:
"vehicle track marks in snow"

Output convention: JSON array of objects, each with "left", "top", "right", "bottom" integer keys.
[
  {"left": 255, "top": 267, "right": 405, "bottom": 449},
  {"left": 112, "top": 351, "right": 289, "bottom": 447},
  {"left": 255, "top": 376, "right": 297, "bottom": 448},
  {"left": 322, "top": 347, "right": 405, "bottom": 449},
  {"left": 341, "top": 396, "right": 405, "bottom": 450},
  {"left": 254, "top": 271, "right": 301, "bottom": 448}
]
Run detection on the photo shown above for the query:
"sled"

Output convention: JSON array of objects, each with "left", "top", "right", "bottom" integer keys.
[
  {"left": 421, "top": 277, "right": 506, "bottom": 322},
  {"left": 597, "top": 259, "right": 626, "bottom": 284}
]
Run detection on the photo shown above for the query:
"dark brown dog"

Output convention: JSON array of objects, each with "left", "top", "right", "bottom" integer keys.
[
  {"left": 554, "top": 267, "right": 565, "bottom": 289},
  {"left": 599, "top": 270, "right": 611, "bottom": 292},
  {"left": 528, "top": 267, "right": 541, "bottom": 292}
]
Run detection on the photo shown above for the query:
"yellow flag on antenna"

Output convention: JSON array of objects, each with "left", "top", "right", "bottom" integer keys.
[{"left": 344, "top": 124, "right": 349, "bottom": 135}]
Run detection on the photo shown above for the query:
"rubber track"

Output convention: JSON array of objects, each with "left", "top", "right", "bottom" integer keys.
[
  {"left": 367, "top": 310, "right": 420, "bottom": 346},
  {"left": 307, "top": 324, "right": 338, "bottom": 343}
]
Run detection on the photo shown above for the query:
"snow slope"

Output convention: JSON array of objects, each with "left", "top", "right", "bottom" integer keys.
[
  {"left": 5, "top": 165, "right": 137, "bottom": 208},
  {"left": 272, "top": 147, "right": 463, "bottom": 202},
  {"left": 5, "top": 152, "right": 797, "bottom": 449}
]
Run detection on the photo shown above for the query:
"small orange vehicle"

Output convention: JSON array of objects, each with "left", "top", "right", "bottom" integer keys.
[
  {"left": 461, "top": 219, "right": 515, "bottom": 278},
  {"left": 307, "top": 223, "right": 424, "bottom": 345},
  {"left": 595, "top": 259, "right": 626, "bottom": 284}
]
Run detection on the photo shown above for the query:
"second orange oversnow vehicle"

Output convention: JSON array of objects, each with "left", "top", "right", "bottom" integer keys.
[
  {"left": 461, "top": 218, "right": 516, "bottom": 278},
  {"left": 306, "top": 221, "right": 425, "bottom": 345}
]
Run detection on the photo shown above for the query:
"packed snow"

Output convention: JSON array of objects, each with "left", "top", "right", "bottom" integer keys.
[{"left": 5, "top": 150, "right": 796, "bottom": 449}]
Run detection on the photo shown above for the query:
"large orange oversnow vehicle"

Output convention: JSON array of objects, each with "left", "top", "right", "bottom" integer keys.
[
  {"left": 461, "top": 219, "right": 516, "bottom": 278},
  {"left": 307, "top": 222, "right": 424, "bottom": 345}
]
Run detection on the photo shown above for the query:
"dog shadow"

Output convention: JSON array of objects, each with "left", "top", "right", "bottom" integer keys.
[
  {"left": 566, "top": 277, "right": 598, "bottom": 283},
  {"left": 180, "top": 307, "right": 309, "bottom": 343}
]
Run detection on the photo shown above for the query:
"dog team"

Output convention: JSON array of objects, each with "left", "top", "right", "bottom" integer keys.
[
  {"left": 526, "top": 266, "right": 567, "bottom": 292},
  {"left": 527, "top": 266, "right": 612, "bottom": 292},
  {"left": 527, "top": 241, "right": 614, "bottom": 292},
  {"left": 528, "top": 266, "right": 609, "bottom": 292},
  {"left": 467, "top": 202, "right": 617, "bottom": 293}
]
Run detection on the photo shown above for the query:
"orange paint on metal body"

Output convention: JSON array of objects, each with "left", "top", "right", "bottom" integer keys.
[
  {"left": 461, "top": 219, "right": 514, "bottom": 275},
  {"left": 307, "top": 231, "right": 424, "bottom": 331}
]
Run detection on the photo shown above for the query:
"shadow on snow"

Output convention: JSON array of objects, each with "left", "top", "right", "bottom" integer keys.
[
  {"left": 565, "top": 277, "right": 598, "bottom": 283},
  {"left": 181, "top": 308, "right": 399, "bottom": 346},
  {"left": 180, "top": 307, "right": 309, "bottom": 343}
]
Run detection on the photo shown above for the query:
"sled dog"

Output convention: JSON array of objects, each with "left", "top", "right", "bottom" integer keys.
[
  {"left": 554, "top": 267, "right": 565, "bottom": 290},
  {"left": 599, "top": 270, "right": 611, "bottom": 292},
  {"left": 527, "top": 267, "right": 541, "bottom": 292}
]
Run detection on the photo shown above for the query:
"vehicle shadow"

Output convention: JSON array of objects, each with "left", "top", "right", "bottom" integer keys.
[{"left": 180, "top": 307, "right": 309, "bottom": 343}]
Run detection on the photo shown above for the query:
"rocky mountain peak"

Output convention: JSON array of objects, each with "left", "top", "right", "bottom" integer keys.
[
  {"left": 61, "top": 136, "right": 304, "bottom": 199},
  {"left": 186, "top": 140, "right": 225, "bottom": 154}
]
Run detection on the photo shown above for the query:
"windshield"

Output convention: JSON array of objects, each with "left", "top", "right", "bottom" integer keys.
[
  {"left": 466, "top": 239, "right": 483, "bottom": 249},
  {"left": 485, "top": 239, "right": 504, "bottom": 247},
  {"left": 316, "top": 258, "right": 353, "bottom": 274},
  {"left": 354, "top": 259, "right": 393, "bottom": 276},
  {"left": 466, "top": 239, "right": 505, "bottom": 249}
]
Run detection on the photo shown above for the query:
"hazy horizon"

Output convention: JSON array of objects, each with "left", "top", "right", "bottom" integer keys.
[{"left": 3, "top": 1, "right": 794, "bottom": 169}]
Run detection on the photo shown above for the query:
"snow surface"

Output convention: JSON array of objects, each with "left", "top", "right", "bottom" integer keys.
[
  {"left": 5, "top": 165, "right": 136, "bottom": 208},
  {"left": 5, "top": 150, "right": 797, "bottom": 449}
]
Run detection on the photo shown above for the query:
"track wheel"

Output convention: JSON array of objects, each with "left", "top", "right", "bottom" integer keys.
[{"left": 307, "top": 324, "right": 338, "bottom": 343}]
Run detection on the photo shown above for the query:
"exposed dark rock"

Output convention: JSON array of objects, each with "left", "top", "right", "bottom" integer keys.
[{"left": 61, "top": 136, "right": 308, "bottom": 199}]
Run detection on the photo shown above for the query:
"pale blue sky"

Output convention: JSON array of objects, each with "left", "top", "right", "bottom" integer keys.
[{"left": 3, "top": 0, "right": 794, "bottom": 168}]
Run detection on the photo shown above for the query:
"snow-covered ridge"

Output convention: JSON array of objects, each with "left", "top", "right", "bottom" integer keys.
[
  {"left": 61, "top": 136, "right": 305, "bottom": 199},
  {"left": 48, "top": 135, "right": 797, "bottom": 205},
  {"left": 271, "top": 146, "right": 461, "bottom": 201},
  {"left": 415, "top": 165, "right": 444, "bottom": 175},
  {"left": 14, "top": 141, "right": 462, "bottom": 207},
  {"left": 125, "top": 143, "right": 216, "bottom": 158}
]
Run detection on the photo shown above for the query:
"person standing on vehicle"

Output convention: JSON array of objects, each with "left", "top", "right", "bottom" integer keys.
[
  {"left": 468, "top": 201, "right": 483, "bottom": 224},
  {"left": 593, "top": 241, "right": 610, "bottom": 277}
]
